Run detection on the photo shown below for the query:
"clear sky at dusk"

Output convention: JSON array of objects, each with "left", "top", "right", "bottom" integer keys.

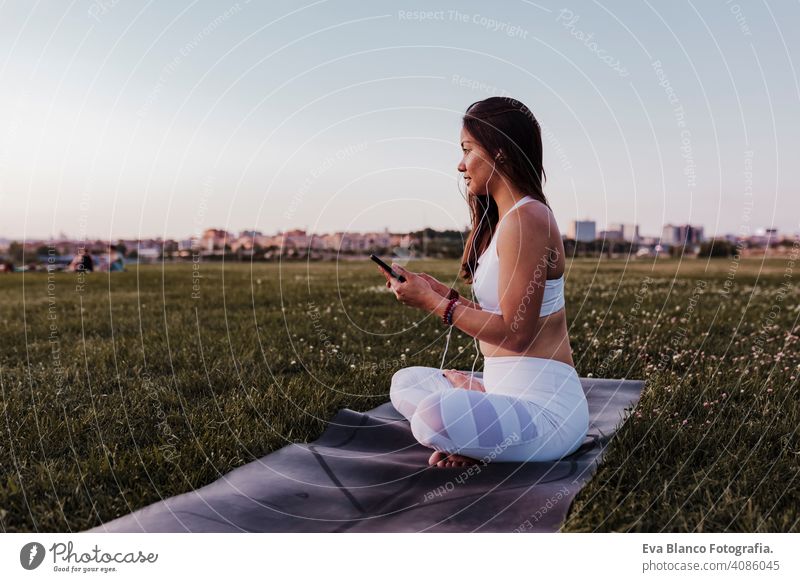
[{"left": 1, "top": 0, "right": 798, "bottom": 241}]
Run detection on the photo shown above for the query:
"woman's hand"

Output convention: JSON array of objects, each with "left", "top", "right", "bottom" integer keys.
[
  {"left": 417, "top": 273, "right": 452, "bottom": 298},
  {"left": 376, "top": 263, "right": 441, "bottom": 312}
]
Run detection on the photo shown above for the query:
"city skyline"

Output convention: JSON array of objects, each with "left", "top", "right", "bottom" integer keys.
[
  {"left": 1, "top": 2, "right": 798, "bottom": 241},
  {"left": 3, "top": 217, "right": 793, "bottom": 248},
  {"left": 4, "top": 211, "right": 792, "bottom": 243}
]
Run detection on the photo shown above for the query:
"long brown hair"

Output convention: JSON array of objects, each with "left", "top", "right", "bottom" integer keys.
[{"left": 459, "top": 97, "right": 550, "bottom": 284}]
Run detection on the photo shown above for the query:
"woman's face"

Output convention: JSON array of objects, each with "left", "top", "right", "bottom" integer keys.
[{"left": 457, "top": 127, "right": 497, "bottom": 197}]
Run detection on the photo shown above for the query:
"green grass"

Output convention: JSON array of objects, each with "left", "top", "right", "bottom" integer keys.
[{"left": 0, "top": 257, "right": 798, "bottom": 532}]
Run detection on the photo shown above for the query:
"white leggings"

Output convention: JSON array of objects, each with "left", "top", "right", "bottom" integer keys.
[{"left": 390, "top": 356, "right": 589, "bottom": 463}]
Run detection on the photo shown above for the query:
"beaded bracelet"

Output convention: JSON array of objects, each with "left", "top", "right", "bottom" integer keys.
[
  {"left": 446, "top": 287, "right": 459, "bottom": 301},
  {"left": 447, "top": 300, "right": 459, "bottom": 326},
  {"left": 442, "top": 297, "right": 459, "bottom": 326}
]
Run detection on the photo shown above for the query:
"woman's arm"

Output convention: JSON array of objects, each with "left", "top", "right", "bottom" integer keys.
[
  {"left": 424, "top": 205, "right": 554, "bottom": 352},
  {"left": 417, "top": 272, "right": 482, "bottom": 310},
  {"left": 382, "top": 265, "right": 519, "bottom": 348},
  {"left": 425, "top": 294, "right": 519, "bottom": 350},
  {"left": 454, "top": 296, "right": 482, "bottom": 311}
]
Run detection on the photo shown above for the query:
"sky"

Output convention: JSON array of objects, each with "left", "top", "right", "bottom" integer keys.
[{"left": 0, "top": 0, "right": 798, "bottom": 241}]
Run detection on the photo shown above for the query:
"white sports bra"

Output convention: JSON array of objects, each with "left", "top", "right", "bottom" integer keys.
[{"left": 472, "top": 197, "right": 566, "bottom": 317}]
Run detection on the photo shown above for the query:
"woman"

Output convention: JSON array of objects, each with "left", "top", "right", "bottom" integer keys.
[{"left": 377, "top": 97, "right": 588, "bottom": 469}]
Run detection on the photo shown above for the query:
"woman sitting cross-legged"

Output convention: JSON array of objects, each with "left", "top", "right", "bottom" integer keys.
[{"left": 378, "top": 96, "right": 589, "bottom": 469}]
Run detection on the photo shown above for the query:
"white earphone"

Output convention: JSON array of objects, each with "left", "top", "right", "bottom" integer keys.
[{"left": 439, "top": 151, "right": 502, "bottom": 374}]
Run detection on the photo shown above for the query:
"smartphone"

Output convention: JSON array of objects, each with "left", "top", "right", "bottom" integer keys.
[{"left": 369, "top": 254, "right": 406, "bottom": 282}]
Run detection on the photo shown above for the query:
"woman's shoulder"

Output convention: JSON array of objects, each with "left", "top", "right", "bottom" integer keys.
[
  {"left": 497, "top": 201, "right": 555, "bottom": 246},
  {"left": 507, "top": 201, "right": 566, "bottom": 276},
  {"left": 517, "top": 199, "right": 560, "bottom": 236}
]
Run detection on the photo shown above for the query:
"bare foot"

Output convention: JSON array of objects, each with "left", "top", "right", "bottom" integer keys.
[
  {"left": 428, "top": 450, "right": 482, "bottom": 468},
  {"left": 442, "top": 369, "right": 485, "bottom": 392}
]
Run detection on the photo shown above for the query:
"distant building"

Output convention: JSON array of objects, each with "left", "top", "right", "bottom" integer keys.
[
  {"left": 568, "top": 220, "right": 596, "bottom": 242},
  {"left": 319, "top": 232, "right": 345, "bottom": 251},
  {"left": 255, "top": 234, "right": 280, "bottom": 248},
  {"left": 598, "top": 229, "right": 623, "bottom": 241},
  {"left": 661, "top": 224, "right": 703, "bottom": 246},
  {"left": 745, "top": 228, "right": 780, "bottom": 247},
  {"left": 281, "top": 229, "right": 309, "bottom": 251},
  {"left": 291, "top": 229, "right": 409, "bottom": 253},
  {"left": 228, "top": 230, "right": 266, "bottom": 252},
  {"left": 360, "top": 230, "right": 391, "bottom": 251},
  {"left": 178, "top": 238, "right": 195, "bottom": 251},
  {"left": 390, "top": 232, "right": 415, "bottom": 250},
  {"left": 609, "top": 223, "right": 640, "bottom": 243},
  {"left": 306, "top": 233, "right": 326, "bottom": 250},
  {"left": 339, "top": 232, "right": 374, "bottom": 252},
  {"left": 201, "top": 228, "right": 231, "bottom": 251}
]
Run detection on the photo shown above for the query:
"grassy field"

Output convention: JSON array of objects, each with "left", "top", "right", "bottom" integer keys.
[{"left": 1, "top": 256, "right": 798, "bottom": 532}]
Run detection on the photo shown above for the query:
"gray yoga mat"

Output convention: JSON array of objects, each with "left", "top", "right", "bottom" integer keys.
[{"left": 88, "top": 377, "right": 645, "bottom": 533}]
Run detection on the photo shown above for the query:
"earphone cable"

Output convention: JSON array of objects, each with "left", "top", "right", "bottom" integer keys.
[{"left": 440, "top": 159, "right": 496, "bottom": 375}]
